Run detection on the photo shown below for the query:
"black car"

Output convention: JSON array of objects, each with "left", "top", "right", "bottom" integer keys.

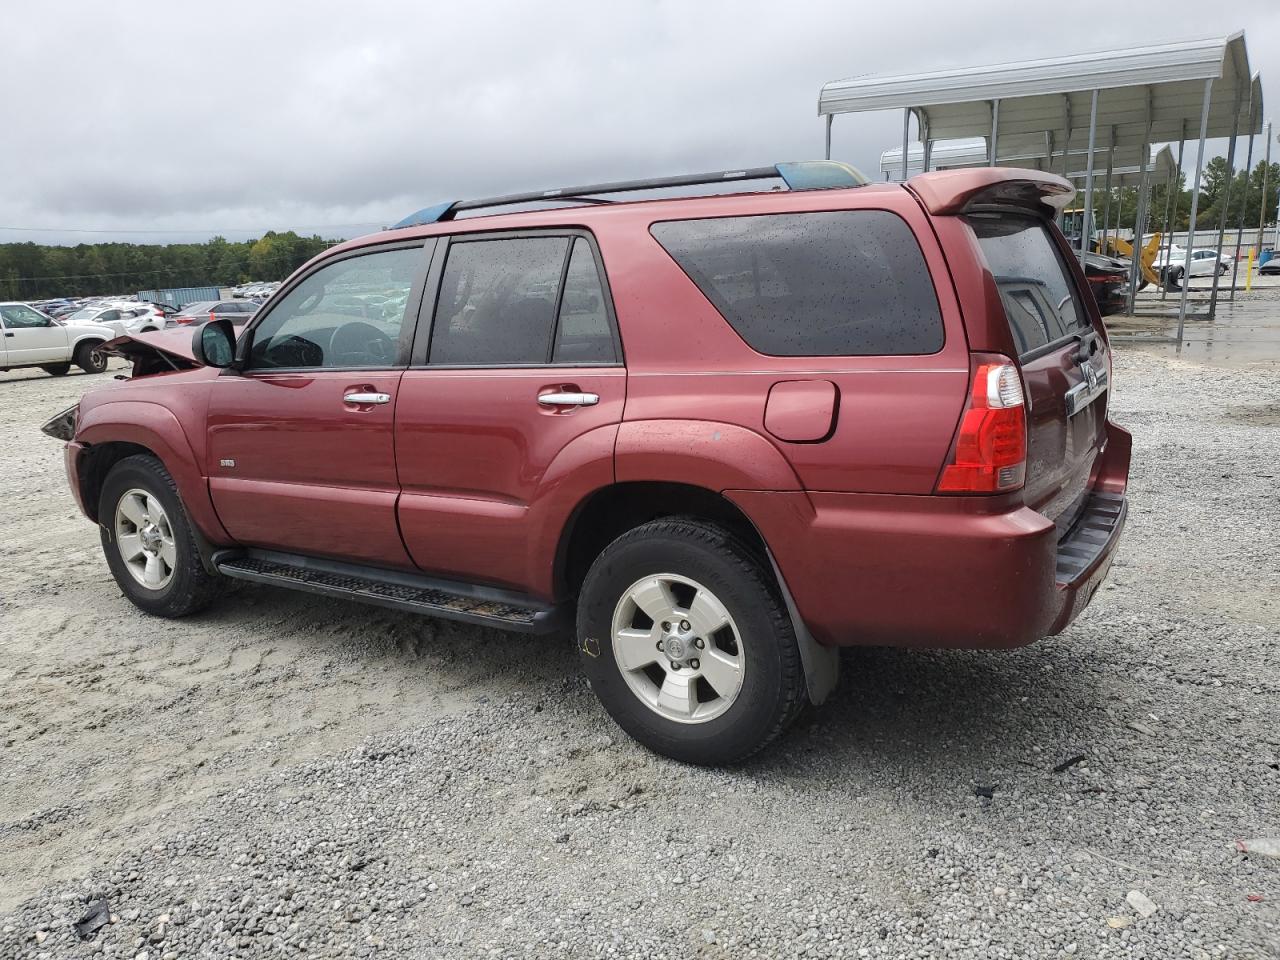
[{"left": 1082, "top": 251, "right": 1132, "bottom": 316}]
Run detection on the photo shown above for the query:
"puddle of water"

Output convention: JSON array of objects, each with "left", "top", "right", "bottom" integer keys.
[{"left": 1106, "top": 273, "right": 1280, "bottom": 367}]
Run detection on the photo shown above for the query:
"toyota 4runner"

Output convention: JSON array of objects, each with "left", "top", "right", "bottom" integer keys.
[{"left": 45, "top": 162, "right": 1130, "bottom": 764}]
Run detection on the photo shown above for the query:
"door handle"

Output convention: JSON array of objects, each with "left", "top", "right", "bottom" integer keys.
[
  {"left": 343, "top": 392, "right": 391, "bottom": 405},
  {"left": 538, "top": 392, "right": 599, "bottom": 407},
  {"left": 3, "top": 332, "right": 13, "bottom": 338}
]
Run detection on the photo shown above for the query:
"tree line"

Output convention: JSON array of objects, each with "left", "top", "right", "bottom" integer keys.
[
  {"left": 0, "top": 231, "right": 338, "bottom": 301},
  {"left": 1087, "top": 159, "right": 1279, "bottom": 238}
]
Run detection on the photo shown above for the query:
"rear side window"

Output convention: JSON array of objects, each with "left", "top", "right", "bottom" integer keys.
[
  {"left": 968, "top": 213, "right": 1089, "bottom": 355},
  {"left": 554, "top": 239, "right": 617, "bottom": 364},
  {"left": 650, "top": 211, "right": 944, "bottom": 357}
]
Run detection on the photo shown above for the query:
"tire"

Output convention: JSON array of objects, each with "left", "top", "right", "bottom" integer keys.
[
  {"left": 99, "top": 454, "right": 224, "bottom": 618},
  {"left": 576, "top": 519, "right": 805, "bottom": 765},
  {"left": 74, "top": 341, "right": 108, "bottom": 374},
  {"left": 41, "top": 363, "right": 71, "bottom": 377}
]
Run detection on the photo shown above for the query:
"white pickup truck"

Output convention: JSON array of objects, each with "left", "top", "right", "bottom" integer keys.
[{"left": 0, "top": 302, "right": 114, "bottom": 377}]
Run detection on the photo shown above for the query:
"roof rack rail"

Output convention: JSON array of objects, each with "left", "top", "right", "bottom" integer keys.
[{"left": 393, "top": 161, "right": 868, "bottom": 229}]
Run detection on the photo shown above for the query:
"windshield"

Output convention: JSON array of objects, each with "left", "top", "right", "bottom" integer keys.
[{"left": 69, "top": 308, "right": 98, "bottom": 320}]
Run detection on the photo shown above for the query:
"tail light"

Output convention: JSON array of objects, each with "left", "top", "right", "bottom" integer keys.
[
  {"left": 175, "top": 315, "right": 192, "bottom": 325},
  {"left": 210, "top": 311, "right": 217, "bottom": 324},
  {"left": 936, "top": 353, "right": 1027, "bottom": 494}
]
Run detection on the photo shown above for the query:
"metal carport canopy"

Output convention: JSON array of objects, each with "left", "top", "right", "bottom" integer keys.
[
  {"left": 820, "top": 32, "right": 1260, "bottom": 147},
  {"left": 880, "top": 140, "right": 1176, "bottom": 185}
]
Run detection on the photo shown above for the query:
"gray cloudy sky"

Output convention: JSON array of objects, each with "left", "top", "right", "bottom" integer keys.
[{"left": 3, "top": 1, "right": 1278, "bottom": 244}]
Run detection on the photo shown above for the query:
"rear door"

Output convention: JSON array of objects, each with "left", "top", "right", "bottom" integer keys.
[
  {"left": 395, "top": 232, "right": 625, "bottom": 594},
  {"left": 206, "top": 242, "right": 431, "bottom": 567},
  {"left": 967, "top": 213, "right": 1108, "bottom": 530}
]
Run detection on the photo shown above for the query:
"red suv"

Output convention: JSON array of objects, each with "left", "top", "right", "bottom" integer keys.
[{"left": 46, "top": 162, "right": 1129, "bottom": 764}]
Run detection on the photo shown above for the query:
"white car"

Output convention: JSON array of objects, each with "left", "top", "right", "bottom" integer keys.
[
  {"left": 1153, "top": 246, "right": 1232, "bottom": 282},
  {"left": 105, "top": 305, "right": 169, "bottom": 337},
  {"left": 65, "top": 302, "right": 166, "bottom": 337},
  {"left": 0, "top": 302, "right": 114, "bottom": 377}
]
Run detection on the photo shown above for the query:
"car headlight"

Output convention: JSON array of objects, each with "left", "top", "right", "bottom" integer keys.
[{"left": 41, "top": 403, "right": 79, "bottom": 441}]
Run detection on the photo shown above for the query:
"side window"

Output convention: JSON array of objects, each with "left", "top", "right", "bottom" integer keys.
[
  {"left": 100, "top": 310, "right": 122, "bottom": 322},
  {"left": 1, "top": 304, "right": 53, "bottom": 328},
  {"left": 248, "top": 247, "right": 422, "bottom": 369},
  {"left": 552, "top": 239, "right": 617, "bottom": 364},
  {"left": 651, "top": 211, "right": 945, "bottom": 356},
  {"left": 429, "top": 237, "right": 568, "bottom": 365}
]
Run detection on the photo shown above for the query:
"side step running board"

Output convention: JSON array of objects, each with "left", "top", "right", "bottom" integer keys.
[{"left": 213, "top": 549, "right": 565, "bottom": 635}]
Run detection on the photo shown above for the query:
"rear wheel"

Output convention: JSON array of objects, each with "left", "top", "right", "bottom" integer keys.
[
  {"left": 99, "top": 455, "right": 223, "bottom": 617},
  {"left": 41, "top": 363, "right": 71, "bottom": 377},
  {"left": 74, "top": 341, "right": 108, "bottom": 374},
  {"left": 576, "top": 519, "right": 805, "bottom": 765}
]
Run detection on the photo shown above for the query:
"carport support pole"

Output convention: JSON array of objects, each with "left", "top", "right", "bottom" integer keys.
[
  {"left": 1125, "top": 133, "right": 1151, "bottom": 315},
  {"left": 1259, "top": 121, "right": 1273, "bottom": 253},
  {"left": 1208, "top": 87, "right": 1243, "bottom": 320},
  {"left": 1161, "top": 128, "right": 1186, "bottom": 301},
  {"left": 1229, "top": 119, "right": 1256, "bottom": 300},
  {"left": 1177, "top": 79, "right": 1215, "bottom": 343},
  {"left": 1101, "top": 155, "right": 1113, "bottom": 255},
  {"left": 989, "top": 99, "right": 1000, "bottom": 166},
  {"left": 1079, "top": 89, "right": 1100, "bottom": 259},
  {"left": 824, "top": 114, "right": 832, "bottom": 161},
  {"left": 901, "top": 108, "right": 911, "bottom": 181}
]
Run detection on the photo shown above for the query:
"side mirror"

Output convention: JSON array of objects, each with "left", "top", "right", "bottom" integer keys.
[{"left": 192, "top": 317, "right": 236, "bottom": 368}]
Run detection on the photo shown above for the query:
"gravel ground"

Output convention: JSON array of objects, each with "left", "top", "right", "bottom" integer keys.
[{"left": 1, "top": 341, "right": 1277, "bottom": 959}]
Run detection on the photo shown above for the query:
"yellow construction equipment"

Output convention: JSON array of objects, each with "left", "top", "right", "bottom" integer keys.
[{"left": 1106, "top": 233, "right": 1163, "bottom": 287}]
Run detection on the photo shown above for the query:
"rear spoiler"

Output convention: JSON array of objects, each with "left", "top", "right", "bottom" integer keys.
[{"left": 906, "top": 168, "right": 1075, "bottom": 217}]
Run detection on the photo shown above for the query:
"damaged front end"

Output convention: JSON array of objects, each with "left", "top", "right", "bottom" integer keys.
[
  {"left": 41, "top": 403, "right": 79, "bottom": 441},
  {"left": 102, "top": 328, "right": 202, "bottom": 378}
]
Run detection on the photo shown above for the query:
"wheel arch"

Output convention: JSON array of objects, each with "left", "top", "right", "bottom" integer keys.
[
  {"left": 75, "top": 400, "right": 231, "bottom": 547},
  {"left": 555, "top": 481, "right": 768, "bottom": 600},
  {"left": 557, "top": 480, "right": 839, "bottom": 706},
  {"left": 70, "top": 333, "right": 108, "bottom": 352}
]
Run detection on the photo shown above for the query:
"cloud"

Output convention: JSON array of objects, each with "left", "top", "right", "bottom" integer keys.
[{"left": 2, "top": 0, "right": 1276, "bottom": 243}]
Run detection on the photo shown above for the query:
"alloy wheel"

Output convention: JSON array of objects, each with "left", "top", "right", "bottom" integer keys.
[
  {"left": 610, "top": 573, "right": 745, "bottom": 724},
  {"left": 114, "top": 488, "right": 176, "bottom": 590}
]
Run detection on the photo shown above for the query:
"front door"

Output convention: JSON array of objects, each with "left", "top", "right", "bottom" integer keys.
[
  {"left": 206, "top": 242, "right": 431, "bottom": 568},
  {"left": 0, "top": 304, "right": 69, "bottom": 364},
  {"left": 395, "top": 233, "right": 626, "bottom": 595}
]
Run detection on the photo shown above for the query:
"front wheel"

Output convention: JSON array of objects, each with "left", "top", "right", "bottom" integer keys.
[
  {"left": 99, "top": 455, "right": 223, "bottom": 617},
  {"left": 74, "top": 341, "right": 108, "bottom": 374},
  {"left": 576, "top": 519, "right": 806, "bottom": 765}
]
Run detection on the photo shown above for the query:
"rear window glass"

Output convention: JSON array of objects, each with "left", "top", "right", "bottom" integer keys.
[
  {"left": 968, "top": 213, "right": 1089, "bottom": 355},
  {"left": 650, "top": 211, "right": 944, "bottom": 357}
]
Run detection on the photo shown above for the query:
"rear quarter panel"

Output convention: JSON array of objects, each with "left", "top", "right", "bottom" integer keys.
[{"left": 593, "top": 188, "right": 971, "bottom": 496}]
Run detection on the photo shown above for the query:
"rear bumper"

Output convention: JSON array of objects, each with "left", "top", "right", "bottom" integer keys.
[{"left": 731, "top": 421, "right": 1132, "bottom": 650}]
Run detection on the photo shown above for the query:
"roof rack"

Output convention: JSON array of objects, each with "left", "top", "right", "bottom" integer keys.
[{"left": 393, "top": 161, "right": 869, "bottom": 229}]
